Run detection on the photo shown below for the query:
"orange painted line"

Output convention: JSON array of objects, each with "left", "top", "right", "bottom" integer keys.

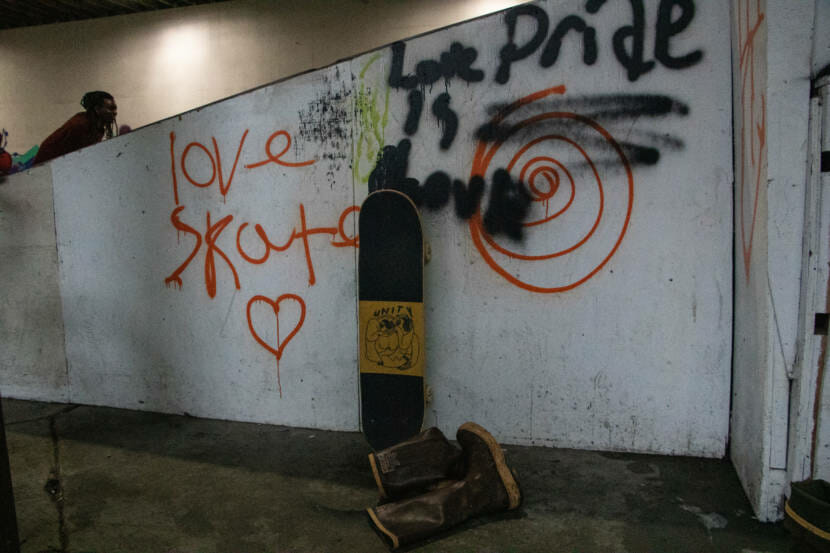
[
  {"left": 490, "top": 85, "right": 567, "bottom": 126},
  {"left": 236, "top": 222, "right": 270, "bottom": 264},
  {"left": 480, "top": 129, "right": 604, "bottom": 261},
  {"left": 297, "top": 204, "right": 317, "bottom": 286},
  {"left": 519, "top": 157, "right": 575, "bottom": 227},
  {"left": 332, "top": 205, "right": 360, "bottom": 248},
  {"left": 203, "top": 211, "right": 240, "bottom": 299},
  {"left": 521, "top": 158, "right": 560, "bottom": 201},
  {"left": 235, "top": 205, "right": 357, "bottom": 286},
  {"left": 169, "top": 132, "right": 179, "bottom": 206},
  {"left": 245, "top": 130, "right": 315, "bottom": 169},
  {"left": 213, "top": 129, "right": 249, "bottom": 199},
  {"left": 181, "top": 141, "right": 215, "bottom": 188},
  {"left": 164, "top": 205, "right": 202, "bottom": 289},
  {"left": 738, "top": 12, "right": 764, "bottom": 70},
  {"left": 512, "top": 149, "right": 574, "bottom": 226}
]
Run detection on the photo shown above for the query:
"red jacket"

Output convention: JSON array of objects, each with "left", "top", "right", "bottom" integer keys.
[{"left": 33, "top": 112, "right": 104, "bottom": 165}]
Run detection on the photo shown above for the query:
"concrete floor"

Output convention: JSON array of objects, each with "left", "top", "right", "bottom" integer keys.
[{"left": 2, "top": 398, "right": 801, "bottom": 553}]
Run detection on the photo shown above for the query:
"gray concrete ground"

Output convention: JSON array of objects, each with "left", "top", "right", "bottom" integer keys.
[{"left": 2, "top": 398, "right": 800, "bottom": 553}]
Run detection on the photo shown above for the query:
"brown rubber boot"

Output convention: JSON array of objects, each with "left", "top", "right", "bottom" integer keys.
[
  {"left": 368, "top": 427, "right": 462, "bottom": 501},
  {"left": 455, "top": 421, "right": 522, "bottom": 512},
  {"left": 366, "top": 422, "right": 521, "bottom": 549}
]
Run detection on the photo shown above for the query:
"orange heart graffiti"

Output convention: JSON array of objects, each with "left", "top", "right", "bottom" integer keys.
[{"left": 246, "top": 293, "right": 306, "bottom": 397}]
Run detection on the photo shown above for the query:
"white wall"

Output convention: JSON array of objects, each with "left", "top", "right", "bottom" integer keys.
[
  {"left": 1, "top": 0, "right": 735, "bottom": 458},
  {"left": 0, "top": 0, "right": 523, "bottom": 415},
  {"left": 0, "top": 165, "right": 68, "bottom": 401},
  {"left": 730, "top": 0, "right": 818, "bottom": 523},
  {"left": 0, "top": 0, "right": 525, "bottom": 155},
  {"left": 7, "top": 0, "right": 829, "bottom": 525}
]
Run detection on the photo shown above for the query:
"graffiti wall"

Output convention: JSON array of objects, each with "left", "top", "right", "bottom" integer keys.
[
  {"left": 729, "top": 0, "right": 817, "bottom": 522},
  {"left": 730, "top": 0, "right": 771, "bottom": 511},
  {"left": 49, "top": 0, "right": 732, "bottom": 455}
]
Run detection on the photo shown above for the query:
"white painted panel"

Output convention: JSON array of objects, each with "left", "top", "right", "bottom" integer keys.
[
  {"left": 764, "top": 0, "right": 814, "bottom": 471},
  {"left": 813, "top": 0, "right": 830, "bottom": 75},
  {"left": 0, "top": 165, "right": 68, "bottom": 401},
  {"left": 788, "top": 91, "right": 825, "bottom": 485},
  {"left": 49, "top": 0, "right": 732, "bottom": 455},
  {"left": 730, "top": 0, "right": 817, "bottom": 522},
  {"left": 730, "top": 0, "right": 773, "bottom": 518},
  {"left": 54, "top": 64, "right": 359, "bottom": 430},
  {"left": 811, "top": 75, "right": 830, "bottom": 481}
]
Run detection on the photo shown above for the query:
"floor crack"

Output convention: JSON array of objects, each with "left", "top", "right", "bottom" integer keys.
[{"left": 44, "top": 416, "right": 68, "bottom": 553}]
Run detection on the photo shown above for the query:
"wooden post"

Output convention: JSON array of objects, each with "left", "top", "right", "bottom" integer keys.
[{"left": 0, "top": 390, "right": 21, "bottom": 553}]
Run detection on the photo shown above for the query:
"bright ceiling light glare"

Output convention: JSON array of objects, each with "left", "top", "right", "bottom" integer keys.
[
  {"left": 149, "top": 22, "right": 211, "bottom": 112},
  {"left": 156, "top": 24, "right": 208, "bottom": 68},
  {"left": 464, "top": 0, "right": 528, "bottom": 19}
]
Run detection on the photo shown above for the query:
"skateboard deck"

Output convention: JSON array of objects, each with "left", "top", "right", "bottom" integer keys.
[{"left": 359, "top": 189, "right": 425, "bottom": 451}]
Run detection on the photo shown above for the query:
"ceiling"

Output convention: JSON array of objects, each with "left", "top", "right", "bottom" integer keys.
[{"left": 0, "top": 0, "right": 229, "bottom": 31}]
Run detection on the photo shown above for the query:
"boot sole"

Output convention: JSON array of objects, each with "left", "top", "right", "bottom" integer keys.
[
  {"left": 457, "top": 422, "right": 522, "bottom": 510},
  {"left": 367, "top": 452, "right": 389, "bottom": 499},
  {"left": 366, "top": 506, "right": 400, "bottom": 549}
]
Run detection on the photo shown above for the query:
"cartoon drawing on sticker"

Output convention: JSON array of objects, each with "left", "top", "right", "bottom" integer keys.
[{"left": 364, "top": 306, "right": 420, "bottom": 371}]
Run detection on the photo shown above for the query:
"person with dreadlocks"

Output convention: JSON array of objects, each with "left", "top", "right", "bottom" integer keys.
[{"left": 33, "top": 91, "right": 118, "bottom": 165}]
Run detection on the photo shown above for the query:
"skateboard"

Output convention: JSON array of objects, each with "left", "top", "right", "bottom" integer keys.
[{"left": 358, "top": 189, "right": 425, "bottom": 451}]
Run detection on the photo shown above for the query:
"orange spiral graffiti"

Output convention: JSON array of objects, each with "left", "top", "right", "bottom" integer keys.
[{"left": 469, "top": 86, "right": 633, "bottom": 293}]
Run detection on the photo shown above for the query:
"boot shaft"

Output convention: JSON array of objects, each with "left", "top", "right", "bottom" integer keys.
[
  {"left": 456, "top": 421, "right": 522, "bottom": 512},
  {"left": 369, "top": 427, "right": 462, "bottom": 500}
]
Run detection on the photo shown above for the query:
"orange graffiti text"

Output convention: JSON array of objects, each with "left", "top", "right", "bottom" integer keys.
[
  {"left": 169, "top": 128, "right": 312, "bottom": 205},
  {"left": 245, "top": 131, "right": 315, "bottom": 170},
  {"left": 236, "top": 204, "right": 359, "bottom": 286},
  {"left": 164, "top": 207, "right": 241, "bottom": 298}
]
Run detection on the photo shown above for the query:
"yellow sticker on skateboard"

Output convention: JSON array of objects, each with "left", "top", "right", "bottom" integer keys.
[{"left": 359, "top": 300, "right": 424, "bottom": 377}]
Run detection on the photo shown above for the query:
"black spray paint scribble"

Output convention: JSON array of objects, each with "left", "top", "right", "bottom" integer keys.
[
  {"left": 297, "top": 69, "right": 353, "bottom": 186},
  {"left": 389, "top": 41, "right": 481, "bottom": 150},
  {"left": 389, "top": 41, "right": 485, "bottom": 90},
  {"left": 368, "top": 139, "right": 531, "bottom": 240},
  {"left": 387, "top": 0, "right": 701, "bottom": 151},
  {"left": 366, "top": 93, "right": 688, "bottom": 231},
  {"left": 298, "top": 93, "right": 350, "bottom": 145},
  {"left": 497, "top": 0, "right": 703, "bottom": 84},
  {"left": 477, "top": 94, "right": 689, "bottom": 169},
  {"left": 431, "top": 93, "right": 458, "bottom": 150}
]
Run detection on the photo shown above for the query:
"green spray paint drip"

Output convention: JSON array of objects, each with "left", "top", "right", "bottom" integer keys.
[{"left": 353, "top": 53, "right": 390, "bottom": 185}]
